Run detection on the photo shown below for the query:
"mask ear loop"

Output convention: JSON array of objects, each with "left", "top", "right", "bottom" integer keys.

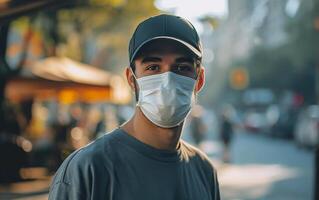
[{"left": 129, "top": 67, "right": 139, "bottom": 103}]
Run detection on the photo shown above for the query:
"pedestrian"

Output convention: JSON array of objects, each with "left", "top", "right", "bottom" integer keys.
[
  {"left": 220, "top": 110, "right": 234, "bottom": 163},
  {"left": 189, "top": 104, "right": 207, "bottom": 148},
  {"left": 48, "top": 14, "right": 220, "bottom": 200}
]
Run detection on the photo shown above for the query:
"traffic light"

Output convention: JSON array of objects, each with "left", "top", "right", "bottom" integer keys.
[{"left": 229, "top": 67, "right": 249, "bottom": 90}]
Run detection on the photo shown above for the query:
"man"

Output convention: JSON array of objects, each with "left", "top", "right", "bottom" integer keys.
[{"left": 49, "top": 14, "right": 220, "bottom": 200}]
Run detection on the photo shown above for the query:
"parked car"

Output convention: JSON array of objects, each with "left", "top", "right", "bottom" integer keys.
[
  {"left": 269, "top": 91, "right": 302, "bottom": 139},
  {"left": 244, "top": 108, "right": 271, "bottom": 133},
  {"left": 242, "top": 89, "right": 276, "bottom": 134},
  {"left": 294, "top": 105, "right": 319, "bottom": 148},
  {"left": 269, "top": 104, "right": 299, "bottom": 139}
]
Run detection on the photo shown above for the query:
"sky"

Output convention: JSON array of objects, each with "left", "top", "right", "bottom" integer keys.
[{"left": 155, "top": 0, "right": 228, "bottom": 33}]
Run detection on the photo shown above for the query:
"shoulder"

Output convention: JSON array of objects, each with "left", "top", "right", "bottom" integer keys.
[
  {"left": 51, "top": 129, "right": 121, "bottom": 185},
  {"left": 180, "top": 140, "right": 217, "bottom": 173},
  {"left": 49, "top": 129, "right": 122, "bottom": 199}
]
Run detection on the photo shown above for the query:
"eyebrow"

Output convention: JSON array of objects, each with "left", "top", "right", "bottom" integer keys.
[{"left": 141, "top": 56, "right": 162, "bottom": 63}]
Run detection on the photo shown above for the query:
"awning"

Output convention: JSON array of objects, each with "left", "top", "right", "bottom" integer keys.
[
  {"left": 30, "top": 57, "right": 113, "bottom": 86},
  {"left": 5, "top": 57, "right": 131, "bottom": 104}
]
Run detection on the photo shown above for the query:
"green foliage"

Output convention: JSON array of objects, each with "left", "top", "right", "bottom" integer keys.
[
  {"left": 242, "top": 0, "right": 319, "bottom": 103},
  {"left": 55, "top": 0, "right": 159, "bottom": 72}
]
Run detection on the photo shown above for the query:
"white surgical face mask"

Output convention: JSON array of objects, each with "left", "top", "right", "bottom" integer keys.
[{"left": 133, "top": 71, "right": 196, "bottom": 128}]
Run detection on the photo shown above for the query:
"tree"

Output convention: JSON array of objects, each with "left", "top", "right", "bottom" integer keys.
[{"left": 243, "top": 0, "right": 318, "bottom": 104}]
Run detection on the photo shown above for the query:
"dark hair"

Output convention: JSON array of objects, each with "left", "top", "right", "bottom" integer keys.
[{"left": 130, "top": 62, "right": 137, "bottom": 73}]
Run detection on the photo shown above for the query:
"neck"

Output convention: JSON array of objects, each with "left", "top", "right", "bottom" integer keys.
[{"left": 121, "top": 107, "right": 183, "bottom": 151}]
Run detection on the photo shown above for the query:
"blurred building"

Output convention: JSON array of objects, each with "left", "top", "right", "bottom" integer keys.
[{"left": 203, "top": 0, "right": 317, "bottom": 105}]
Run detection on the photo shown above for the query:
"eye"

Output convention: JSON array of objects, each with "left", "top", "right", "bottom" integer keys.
[
  {"left": 146, "top": 64, "right": 160, "bottom": 71},
  {"left": 176, "top": 64, "right": 193, "bottom": 72}
]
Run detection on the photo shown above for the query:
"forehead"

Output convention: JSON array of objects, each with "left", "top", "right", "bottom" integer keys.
[{"left": 134, "top": 39, "right": 196, "bottom": 60}]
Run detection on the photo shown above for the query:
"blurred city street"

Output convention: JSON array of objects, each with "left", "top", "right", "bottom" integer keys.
[{"left": 213, "top": 132, "right": 313, "bottom": 200}]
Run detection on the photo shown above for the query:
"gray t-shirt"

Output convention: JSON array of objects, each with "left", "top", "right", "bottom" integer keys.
[{"left": 49, "top": 128, "right": 220, "bottom": 200}]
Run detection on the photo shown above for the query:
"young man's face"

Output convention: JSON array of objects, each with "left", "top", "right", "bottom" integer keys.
[{"left": 126, "top": 39, "right": 205, "bottom": 94}]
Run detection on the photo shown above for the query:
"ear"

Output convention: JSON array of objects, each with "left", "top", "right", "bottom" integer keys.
[
  {"left": 195, "top": 66, "right": 205, "bottom": 92},
  {"left": 125, "top": 67, "right": 136, "bottom": 91}
]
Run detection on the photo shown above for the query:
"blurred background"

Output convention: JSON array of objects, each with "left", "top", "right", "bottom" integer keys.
[{"left": 0, "top": 0, "right": 318, "bottom": 199}]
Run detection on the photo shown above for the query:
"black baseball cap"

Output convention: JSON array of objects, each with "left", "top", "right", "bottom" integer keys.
[{"left": 129, "top": 14, "right": 202, "bottom": 63}]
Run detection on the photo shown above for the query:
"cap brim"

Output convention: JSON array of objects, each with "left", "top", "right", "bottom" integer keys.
[{"left": 130, "top": 36, "right": 202, "bottom": 63}]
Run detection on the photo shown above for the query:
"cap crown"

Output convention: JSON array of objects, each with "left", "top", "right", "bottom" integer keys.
[{"left": 129, "top": 14, "right": 202, "bottom": 63}]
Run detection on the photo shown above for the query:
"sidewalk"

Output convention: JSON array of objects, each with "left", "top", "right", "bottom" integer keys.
[{"left": 202, "top": 132, "right": 314, "bottom": 200}]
